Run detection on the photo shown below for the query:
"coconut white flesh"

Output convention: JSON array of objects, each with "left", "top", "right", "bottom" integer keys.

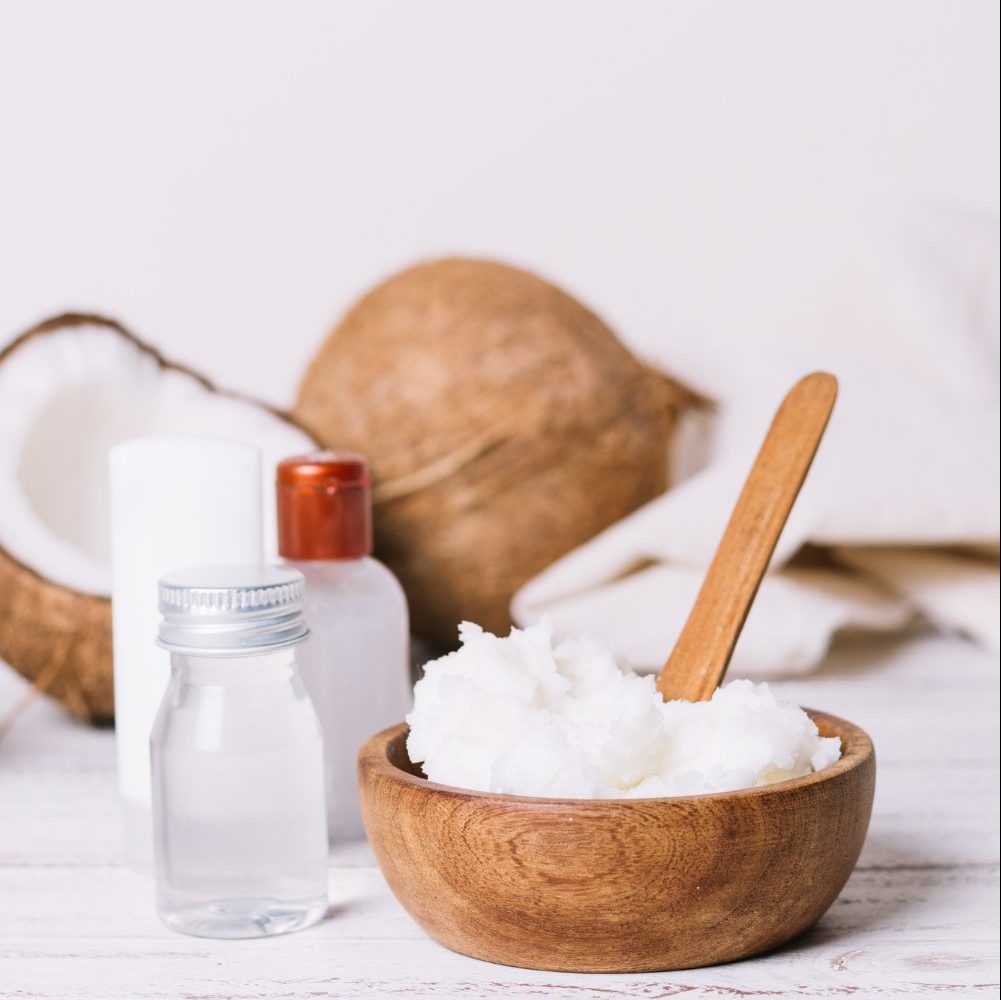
[{"left": 0, "top": 324, "right": 313, "bottom": 596}]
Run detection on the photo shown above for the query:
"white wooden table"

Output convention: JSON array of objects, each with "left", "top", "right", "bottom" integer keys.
[{"left": 1, "top": 630, "right": 998, "bottom": 999}]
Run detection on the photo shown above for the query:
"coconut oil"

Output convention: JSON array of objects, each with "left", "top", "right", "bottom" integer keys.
[{"left": 152, "top": 565, "right": 328, "bottom": 939}]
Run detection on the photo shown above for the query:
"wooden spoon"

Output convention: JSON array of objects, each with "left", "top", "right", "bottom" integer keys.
[{"left": 656, "top": 371, "right": 838, "bottom": 703}]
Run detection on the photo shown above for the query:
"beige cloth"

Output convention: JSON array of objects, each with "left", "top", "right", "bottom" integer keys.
[{"left": 513, "top": 207, "right": 1000, "bottom": 676}]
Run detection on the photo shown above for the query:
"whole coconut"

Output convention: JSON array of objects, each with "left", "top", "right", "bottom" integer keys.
[{"left": 295, "top": 258, "right": 695, "bottom": 646}]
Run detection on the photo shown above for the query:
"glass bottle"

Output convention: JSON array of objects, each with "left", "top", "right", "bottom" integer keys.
[
  {"left": 277, "top": 452, "right": 411, "bottom": 841},
  {"left": 151, "top": 564, "right": 328, "bottom": 939}
]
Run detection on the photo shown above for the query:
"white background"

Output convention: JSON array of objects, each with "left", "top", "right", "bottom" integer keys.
[
  {"left": 0, "top": 12, "right": 997, "bottom": 992},
  {"left": 0, "top": 0, "right": 998, "bottom": 405}
]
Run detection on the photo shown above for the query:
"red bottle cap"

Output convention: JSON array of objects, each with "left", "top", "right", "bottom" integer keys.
[{"left": 276, "top": 451, "right": 373, "bottom": 560}]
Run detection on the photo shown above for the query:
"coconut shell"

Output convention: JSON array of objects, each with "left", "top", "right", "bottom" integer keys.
[
  {"left": 0, "top": 314, "right": 314, "bottom": 724},
  {"left": 295, "top": 258, "right": 697, "bottom": 647},
  {"left": 0, "top": 550, "right": 113, "bottom": 723}
]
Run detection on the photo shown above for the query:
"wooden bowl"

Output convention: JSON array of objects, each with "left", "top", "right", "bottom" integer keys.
[{"left": 358, "top": 710, "right": 875, "bottom": 973}]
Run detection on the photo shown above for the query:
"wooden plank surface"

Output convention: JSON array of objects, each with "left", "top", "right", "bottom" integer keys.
[{"left": 0, "top": 629, "right": 998, "bottom": 999}]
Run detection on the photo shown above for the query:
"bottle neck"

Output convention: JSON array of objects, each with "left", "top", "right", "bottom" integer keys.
[{"left": 169, "top": 646, "right": 300, "bottom": 685}]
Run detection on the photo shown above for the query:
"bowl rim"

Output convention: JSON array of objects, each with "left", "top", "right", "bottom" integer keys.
[{"left": 359, "top": 708, "right": 875, "bottom": 807}]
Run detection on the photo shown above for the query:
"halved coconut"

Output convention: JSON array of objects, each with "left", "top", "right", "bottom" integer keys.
[{"left": 0, "top": 314, "right": 315, "bottom": 723}]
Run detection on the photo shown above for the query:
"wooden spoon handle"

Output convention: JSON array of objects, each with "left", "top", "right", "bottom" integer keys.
[{"left": 656, "top": 372, "right": 838, "bottom": 703}]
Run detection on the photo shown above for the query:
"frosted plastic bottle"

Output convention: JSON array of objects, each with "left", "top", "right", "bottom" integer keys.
[{"left": 277, "top": 452, "right": 410, "bottom": 841}]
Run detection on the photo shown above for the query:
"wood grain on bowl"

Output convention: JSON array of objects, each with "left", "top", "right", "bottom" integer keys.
[{"left": 358, "top": 712, "right": 875, "bottom": 973}]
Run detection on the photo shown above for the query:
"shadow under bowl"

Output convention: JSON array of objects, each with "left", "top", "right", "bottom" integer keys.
[{"left": 358, "top": 710, "right": 875, "bottom": 973}]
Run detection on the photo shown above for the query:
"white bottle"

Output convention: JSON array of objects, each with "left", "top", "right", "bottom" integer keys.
[
  {"left": 109, "top": 437, "right": 264, "bottom": 871},
  {"left": 277, "top": 451, "right": 410, "bottom": 841}
]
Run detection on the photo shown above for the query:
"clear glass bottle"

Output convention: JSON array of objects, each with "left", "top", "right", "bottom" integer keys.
[
  {"left": 277, "top": 452, "right": 411, "bottom": 841},
  {"left": 152, "top": 565, "right": 328, "bottom": 939}
]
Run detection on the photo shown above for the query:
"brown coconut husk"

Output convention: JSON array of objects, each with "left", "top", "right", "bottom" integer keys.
[
  {"left": 0, "top": 313, "right": 315, "bottom": 724},
  {"left": 295, "top": 258, "right": 700, "bottom": 647},
  {"left": 0, "top": 552, "right": 113, "bottom": 724}
]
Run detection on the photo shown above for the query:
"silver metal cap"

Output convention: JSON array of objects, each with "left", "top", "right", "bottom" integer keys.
[{"left": 157, "top": 565, "right": 309, "bottom": 656}]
